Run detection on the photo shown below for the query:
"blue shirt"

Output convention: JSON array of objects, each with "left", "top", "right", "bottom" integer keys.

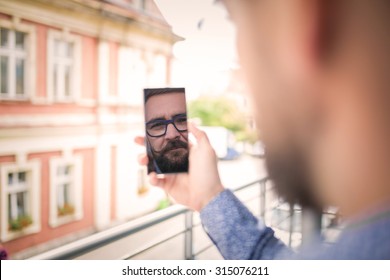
[{"left": 200, "top": 189, "right": 390, "bottom": 259}]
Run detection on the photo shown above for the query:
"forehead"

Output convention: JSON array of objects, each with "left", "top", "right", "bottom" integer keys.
[{"left": 145, "top": 92, "right": 186, "bottom": 120}]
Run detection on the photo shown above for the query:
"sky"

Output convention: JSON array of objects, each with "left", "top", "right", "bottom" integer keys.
[{"left": 155, "top": 0, "right": 238, "bottom": 100}]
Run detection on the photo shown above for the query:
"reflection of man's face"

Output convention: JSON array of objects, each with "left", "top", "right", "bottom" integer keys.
[{"left": 145, "top": 92, "right": 189, "bottom": 173}]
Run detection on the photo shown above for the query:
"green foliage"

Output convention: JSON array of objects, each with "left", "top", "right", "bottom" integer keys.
[
  {"left": 8, "top": 215, "right": 32, "bottom": 231},
  {"left": 156, "top": 198, "right": 171, "bottom": 211},
  {"left": 189, "top": 96, "right": 257, "bottom": 143}
]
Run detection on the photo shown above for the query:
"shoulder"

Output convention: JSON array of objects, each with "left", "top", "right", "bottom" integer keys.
[{"left": 300, "top": 215, "right": 390, "bottom": 260}]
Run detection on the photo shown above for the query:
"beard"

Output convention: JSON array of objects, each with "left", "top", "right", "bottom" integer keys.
[
  {"left": 264, "top": 137, "right": 322, "bottom": 211},
  {"left": 154, "top": 139, "right": 189, "bottom": 173}
]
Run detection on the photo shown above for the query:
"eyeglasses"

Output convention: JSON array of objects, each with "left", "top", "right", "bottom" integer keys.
[{"left": 146, "top": 114, "right": 188, "bottom": 137}]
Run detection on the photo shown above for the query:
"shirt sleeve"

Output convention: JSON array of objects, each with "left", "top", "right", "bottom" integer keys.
[{"left": 200, "top": 189, "right": 292, "bottom": 260}]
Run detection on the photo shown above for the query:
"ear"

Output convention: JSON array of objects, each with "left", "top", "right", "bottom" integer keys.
[
  {"left": 309, "top": 0, "right": 336, "bottom": 66},
  {"left": 275, "top": 0, "right": 333, "bottom": 85}
]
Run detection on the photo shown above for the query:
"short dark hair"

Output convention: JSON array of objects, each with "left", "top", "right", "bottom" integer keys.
[{"left": 144, "top": 87, "right": 185, "bottom": 104}]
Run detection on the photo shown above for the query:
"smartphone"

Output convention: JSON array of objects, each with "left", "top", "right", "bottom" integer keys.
[{"left": 143, "top": 88, "right": 189, "bottom": 174}]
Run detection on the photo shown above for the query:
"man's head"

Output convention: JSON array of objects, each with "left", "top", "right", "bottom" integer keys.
[
  {"left": 144, "top": 88, "right": 189, "bottom": 173},
  {"left": 221, "top": 0, "right": 390, "bottom": 215}
]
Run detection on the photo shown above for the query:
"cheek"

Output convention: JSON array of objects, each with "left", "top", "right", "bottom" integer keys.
[
  {"left": 236, "top": 30, "right": 275, "bottom": 118},
  {"left": 149, "top": 138, "right": 164, "bottom": 150},
  {"left": 236, "top": 22, "right": 286, "bottom": 147}
]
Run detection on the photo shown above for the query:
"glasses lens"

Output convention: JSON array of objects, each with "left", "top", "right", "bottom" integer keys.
[
  {"left": 147, "top": 121, "right": 166, "bottom": 136},
  {"left": 174, "top": 115, "right": 187, "bottom": 131}
]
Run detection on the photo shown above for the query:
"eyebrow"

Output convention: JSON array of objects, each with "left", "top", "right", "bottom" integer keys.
[{"left": 147, "top": 113, "right": 187, "bottom": 124}]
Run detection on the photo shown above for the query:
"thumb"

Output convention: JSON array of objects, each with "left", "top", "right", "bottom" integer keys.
[{"left": 188, "top": 122, "right": 209, "bottom": 144}]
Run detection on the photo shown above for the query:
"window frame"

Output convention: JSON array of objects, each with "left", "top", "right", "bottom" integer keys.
[
  {"left": 0, "top": 161, "right": 41, "bottom": 242},
  {"left": 0, "top": 19, "right": 36, "bottom": 101},
  {"left": 47, "top": 30, "right": 81, "bottom": 103},
  {"left": 49, "top": 156, "right": 83, "bottom": 228}
]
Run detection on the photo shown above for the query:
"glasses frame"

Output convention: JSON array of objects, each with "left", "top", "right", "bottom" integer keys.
[{"left": 145, "top": 113, "right": 188, "bottom": 138}]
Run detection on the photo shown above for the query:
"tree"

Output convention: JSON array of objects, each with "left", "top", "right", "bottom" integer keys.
[{"left": 188, "top": 96, "right": 258, "bottom": 143}]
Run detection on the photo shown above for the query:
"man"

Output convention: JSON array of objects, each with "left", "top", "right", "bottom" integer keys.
[
  {"left": 144, "top": 88, "right": 189, "bottom": 174},
  {"left": 136, "top": 0, "right": 390, "bottom": 259}
]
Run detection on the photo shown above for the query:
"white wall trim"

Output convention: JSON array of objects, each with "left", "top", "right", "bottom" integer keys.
[
  {"left": 0, "top": 114, "right": 96, "bottom": 127},
  {"left": 94, "top": 137, "right": 112, "bottom": 230},
  {"left": 0, "top": 135, "right": 98, "bottom": 157},
  {"left": 98, "top": 40, "right": 110, "bottom": 104}
]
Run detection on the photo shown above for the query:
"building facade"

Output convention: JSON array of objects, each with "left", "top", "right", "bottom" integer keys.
[{"left": 0, "top": 0, "right": 179, "bottom": 259}]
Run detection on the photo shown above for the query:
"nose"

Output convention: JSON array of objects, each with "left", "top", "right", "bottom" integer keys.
[{"left": 164, "top": 123, "right": 180, "bottom": 140}]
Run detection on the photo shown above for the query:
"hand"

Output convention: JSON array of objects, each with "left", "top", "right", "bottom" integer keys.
[{"left": 135, "top": 123, "right": 224, "bottom": 212}]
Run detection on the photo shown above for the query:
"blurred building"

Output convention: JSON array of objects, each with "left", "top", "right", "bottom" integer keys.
[{"left": 0, "top": 0, "right": 180, "bottom": 259}]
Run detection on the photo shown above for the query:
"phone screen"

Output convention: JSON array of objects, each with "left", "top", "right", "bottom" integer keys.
[{"left": 143, "top": 88, "right": 189, "bottom": 174}]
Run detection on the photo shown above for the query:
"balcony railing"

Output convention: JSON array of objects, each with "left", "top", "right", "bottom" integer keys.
[{"left": 29, "top": 177, "right": 340, "bottom": 260}]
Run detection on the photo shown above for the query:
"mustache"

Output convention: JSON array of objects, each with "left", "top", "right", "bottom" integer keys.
[{"left": 160, "top": 139, "right": 188, "bottom": 154}]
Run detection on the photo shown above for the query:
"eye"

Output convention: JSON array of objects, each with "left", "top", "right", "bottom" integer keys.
[
  {"left": 150, "top": 122, "right": 165, "bottom": 129},
  {"left": 175, "top": 116, "right": 187, "bottom": 124}
]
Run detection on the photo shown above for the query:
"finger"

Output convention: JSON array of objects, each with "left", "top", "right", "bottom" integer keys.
[
  {"left": 188, "top": 122, "right": 209, "bottom": 143},
  {"left": 134, "top": 136, "right": 145, "bottom": 146},
  {"left": 137, "top": 153, "right": 148, "bottom": 165},
  {"left": 149, "top": 172, "right": 166, "bottom": 188}
]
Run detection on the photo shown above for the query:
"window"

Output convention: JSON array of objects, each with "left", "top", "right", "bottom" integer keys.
[
  {"left": 139, "top": 0, "right": 146, "bottom": 10},
  {"left": 7, "top": 171, "right": 30, "bottom": 230},
  {"left": 49, "top": 157, "right": 82, "bottom": 227},
  {"left": 53, "top": 40, "right": 73, "bottom": 99},
  {"left": 47, "top": 31, "right": 81, "bottom": 102},
  {"left": 148, "top": 53, "right": 167, "bottom": 87},
  {"left": 56, "top": 165, "right": 74, "bottom": 216},
  {"left": 118, "top": 46, "right": 146, "bottom": 105},
  {"left": 0, "top": 162, "right": 40, "bottom": 242},
  {"left": 0, "top": 27, "right": 28, "bottom": 99}
]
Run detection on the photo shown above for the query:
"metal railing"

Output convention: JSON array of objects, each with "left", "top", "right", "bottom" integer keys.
[{"left": 29, "top": 177, "right": 340, "bottom": 260}]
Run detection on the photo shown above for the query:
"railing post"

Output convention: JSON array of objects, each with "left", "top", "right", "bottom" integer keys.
[
  {"left": 288, "top": 204, "right": 294, "bottom": 247},
  {"left": 260, "top": 180, "right": 266, "bottom": 220},
  {"left": 301, "top": 207, "right": 322, "bottom": 246},
  {"left": 184, "top": 211, "right": 194, "bottom": 260}
]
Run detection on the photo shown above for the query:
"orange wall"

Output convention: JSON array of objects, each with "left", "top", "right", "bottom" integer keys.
[
  {"left": 82, "top": 36, "right": 98, "bottom": 101},
  {"left": 0, "top": 155, "right": 16, "bottom": 164},
  {"left": 0, "top": 13, "right": 11, "bottom": 20},
  {"left": 166, "top": 55, "right": 171, "bottom": 85},
  {"left": 3, "top": 148, "right": 95, "bottom": 257},
  {"left": 35, "top": 23, "right": 48, "bottom": 98},
  {"left": 0, "top": 19, "right": 97, "bottom": 124}
]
